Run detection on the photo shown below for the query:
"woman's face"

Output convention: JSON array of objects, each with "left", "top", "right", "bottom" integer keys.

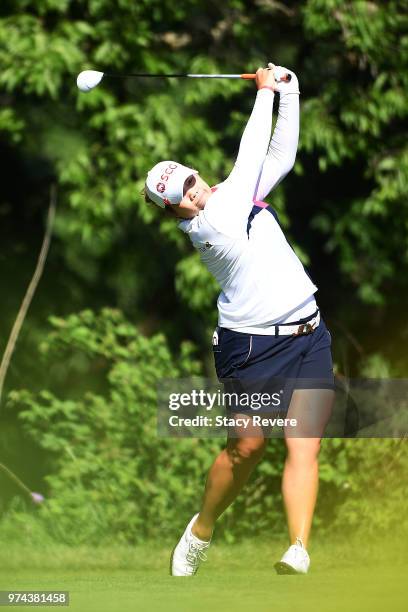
[{"left": 175, "top": 174, "right": 213, "bottom": 219}]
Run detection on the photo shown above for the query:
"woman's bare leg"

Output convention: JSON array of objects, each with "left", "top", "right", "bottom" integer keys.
[
  {"left": 282, "top": 389, "right": 334, "bottom": 546},
  {"left": 192, "top": 416, "right": 266, "bottom": 541}
]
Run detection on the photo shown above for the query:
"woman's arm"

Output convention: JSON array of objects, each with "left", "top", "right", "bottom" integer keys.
[
  {"left": 255, "top": 67, "right": 300, "bottom": 201},
  {"left": 204, "top": 68, "right": 275, "bottom": 235}
]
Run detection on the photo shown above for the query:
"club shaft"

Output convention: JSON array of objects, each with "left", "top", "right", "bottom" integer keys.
[
  {"left": 105, "top": 73, "right": 249, "bottom": 79},
  {"left": 104, "top": 72, "right": 291, "bottom": 81}
]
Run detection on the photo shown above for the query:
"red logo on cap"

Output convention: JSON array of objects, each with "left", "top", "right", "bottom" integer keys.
[{"left": 157, "top": 183, "right": 166, "bottom": 193}]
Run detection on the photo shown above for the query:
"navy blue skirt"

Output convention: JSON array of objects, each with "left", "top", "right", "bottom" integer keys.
[{"left": 212, "top": 315, "right": 334, "bottom": 414}]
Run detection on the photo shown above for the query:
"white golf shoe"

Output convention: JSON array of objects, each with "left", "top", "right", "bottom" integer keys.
[
  {"left": 170, "top": 513, "right": 211, "bottom": 576},
  {"left": 274, "top": 537, "right": 310, "bottom": 574}
]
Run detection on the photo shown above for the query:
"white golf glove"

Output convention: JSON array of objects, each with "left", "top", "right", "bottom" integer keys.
[{"left": 268, "top": 63, "right": 300, "bottom": 95}]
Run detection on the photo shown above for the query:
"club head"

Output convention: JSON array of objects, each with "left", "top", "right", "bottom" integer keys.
[{"left": 77, "top": 70, "right": 104, "bottom": 93}]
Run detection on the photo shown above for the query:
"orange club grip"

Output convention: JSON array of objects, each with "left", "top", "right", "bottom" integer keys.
[{"left": 240, "top": 73, "right": 292, "bottom": 82}]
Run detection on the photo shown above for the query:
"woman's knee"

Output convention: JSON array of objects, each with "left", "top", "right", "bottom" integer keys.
[
  {"left": 285, "top": 437, "right": 321, "bottom": 463},
  {"left": 226, "top": 437, "right": 267, "bottom": 466}
]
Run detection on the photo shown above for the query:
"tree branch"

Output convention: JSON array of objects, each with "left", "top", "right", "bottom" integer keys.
[{"left": 0, "top": 184, "right": 57, "bottom": 408}]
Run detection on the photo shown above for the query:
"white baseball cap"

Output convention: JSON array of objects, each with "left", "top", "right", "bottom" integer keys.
[{"left": 145, "top": 161, "right": 198, "bottom": 208}]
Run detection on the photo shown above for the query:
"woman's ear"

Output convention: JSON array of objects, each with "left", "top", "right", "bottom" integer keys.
[{"left": 143, "top": 187, "right": 180, "bottom": 218}]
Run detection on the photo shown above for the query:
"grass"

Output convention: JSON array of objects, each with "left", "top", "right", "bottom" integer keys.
[{"left": 0, "top": 535, "right": 406, "bottom": 612}]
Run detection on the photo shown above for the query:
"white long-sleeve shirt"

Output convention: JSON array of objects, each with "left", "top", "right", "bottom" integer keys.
[{"left": 179, "top": 88, "right": 317, "bottom": 332}]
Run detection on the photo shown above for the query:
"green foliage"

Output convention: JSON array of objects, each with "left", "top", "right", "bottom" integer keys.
[
  {"left": 3, "top": 310, "right": 407, "bottom": 545},
  {"left": 175, "top": 253, "right": 219, "bottom": 318},
  {"left": 1, "top": 0, "right": 407, "bottom": 546},
  {"left": 1, "top": 0, "right": 406, "bottom": 320},
  {"left": 0, "top": 108, "right": 25, "bottom": 143},
  {"left": 7, "top": 309, "right": 217, "bottom": 544},
  {"left": 320, "top": 438, "right": 408, "bottom": 536},
  {"left": 301, "top": 0, "right": 408, "bottom": 304}
]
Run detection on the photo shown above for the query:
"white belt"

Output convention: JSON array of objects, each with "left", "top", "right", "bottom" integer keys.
[{"left": 273, "top": 310, "right": 320, "bottom": 336}]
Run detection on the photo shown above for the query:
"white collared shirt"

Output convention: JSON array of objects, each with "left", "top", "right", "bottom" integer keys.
[{"left": 179, "top": 88, "right": 317, "bottom": 332}]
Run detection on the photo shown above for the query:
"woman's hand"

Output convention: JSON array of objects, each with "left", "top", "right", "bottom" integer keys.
[
  {"left": 255, "top": 66, "right": 276, "bottom": 91},
  {"left": 269, "top": 63, "right": 300, "bottom": 95}
]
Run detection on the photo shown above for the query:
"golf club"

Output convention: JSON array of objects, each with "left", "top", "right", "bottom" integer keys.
[{"left": 76, "top": 69, "right": 291, "bottom": 93}]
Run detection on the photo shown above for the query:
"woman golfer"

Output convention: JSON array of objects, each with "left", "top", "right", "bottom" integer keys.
[{"left": 144, "top": 64, "right": 334, "bottom": 576}]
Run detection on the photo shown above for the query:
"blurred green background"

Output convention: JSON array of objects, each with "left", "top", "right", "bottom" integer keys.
[{"left": 0, "top": 0, "right": 407, "bottom": 580}]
